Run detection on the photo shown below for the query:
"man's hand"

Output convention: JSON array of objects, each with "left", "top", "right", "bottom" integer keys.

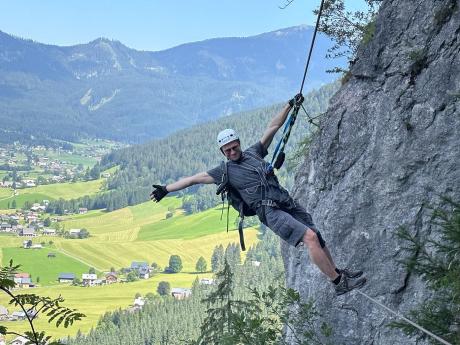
[
  {"left": 150, "top": 184, "right": 169, "bottom": 202},
  {"left": 288, "top": 93, "right": 304, "bottom": 107}
]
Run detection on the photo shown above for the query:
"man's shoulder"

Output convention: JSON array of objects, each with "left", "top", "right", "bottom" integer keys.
[
  {"left": 244, "top": 141, "right": 262, "bottom": 152},
  {"left": 244, "top": 141, "right": 268, "bottom": 158}
]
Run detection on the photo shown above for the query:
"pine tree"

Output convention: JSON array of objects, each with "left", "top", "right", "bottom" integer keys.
[
  {"left": 193, "top": 260, "right": 250, "bottom": 344},
  {"left": 211, "top": 245, "right": 224, "bottom": 272},
  {"left": 392, "top": 198, "right": 460, "bottom": 344}
]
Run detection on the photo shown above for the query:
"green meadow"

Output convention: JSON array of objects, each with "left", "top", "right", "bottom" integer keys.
[
  {"left": 0, "top": 178, "right": 105, "bottom": 209},
  {"left": 1, "top": 247, "right": 94, "bottom": 286},
  {"left": 45, "top": 151, "right": 97, "bottom": 167},
  {"left": 0, "top": 196, "right": 260, "bottom": 339},
  {"left": 0, "top": 188, "right": 12, "bottom": 200}
]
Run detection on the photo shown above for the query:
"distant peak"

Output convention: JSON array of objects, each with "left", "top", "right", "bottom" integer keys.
[{"left": 90, "top": 37, "right": 122, "bottom": 46}]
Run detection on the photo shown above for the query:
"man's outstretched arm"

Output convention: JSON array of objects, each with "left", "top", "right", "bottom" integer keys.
[
  {"left": 150, "top": 172, "right": 214, "bottom": 202},
  {"left": 260, "top": 103, "right": 292, "bottom": 150},
  {"left": 166, "top": 172, "right": 214, "bottom": 192},
  {"left": 260, "top": 94, "right": 304, "bottom": 150}
]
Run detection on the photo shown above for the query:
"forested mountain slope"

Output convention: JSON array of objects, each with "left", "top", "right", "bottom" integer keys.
[{"left": 103, "top": 83, "right": 339, "bottom": 206}]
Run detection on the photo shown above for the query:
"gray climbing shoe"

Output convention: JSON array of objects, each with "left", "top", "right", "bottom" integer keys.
[
  {"left": 339, "top": 268, "right": 363, "bottom": 279},
  {"left": 335, "top": 274, "right": 367, "bottom": 296}
]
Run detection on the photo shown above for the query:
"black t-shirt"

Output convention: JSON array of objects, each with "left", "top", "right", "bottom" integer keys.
[{"left": 207, "top": 142, "right": 292, "bottom": 210}]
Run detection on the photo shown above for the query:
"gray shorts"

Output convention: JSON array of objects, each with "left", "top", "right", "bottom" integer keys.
[{"left": 262, "top": 203, "right": 325, "bottom": 247}]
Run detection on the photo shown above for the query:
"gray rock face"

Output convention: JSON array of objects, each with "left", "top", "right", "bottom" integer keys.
[{"left": 283, "top": 0, "right": 460, "bottom": 344}]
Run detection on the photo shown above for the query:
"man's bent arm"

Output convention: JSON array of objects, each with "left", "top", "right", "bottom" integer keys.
[
  {"left": 166, "top": 172, "right": 214, "bottom": 192},
  {"left": 260, "top": 103, "right": 292, "bottom": 150}
]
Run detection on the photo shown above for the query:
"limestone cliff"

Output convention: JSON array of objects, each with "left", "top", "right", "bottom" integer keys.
[{"left": 284, "top": 0, "right": 460, "bottom": 344}]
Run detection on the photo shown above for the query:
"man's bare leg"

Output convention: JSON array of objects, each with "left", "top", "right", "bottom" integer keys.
[
  {"left": 322, "top": 245, "right": 338, "bottom": 271},
  {"left": 302, "top": 228, "right": 339, "bottom": 280}
]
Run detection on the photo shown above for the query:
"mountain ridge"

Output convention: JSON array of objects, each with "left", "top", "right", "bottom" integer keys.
[{"left": 0, "top": 25, "right": 345, "bottom": 143}]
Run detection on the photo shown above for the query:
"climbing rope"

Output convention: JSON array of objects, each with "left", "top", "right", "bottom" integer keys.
[
  {"left": 299, "top": 0, "right": 326, "bottom": 95},
  {"left": 271, "top": 0, "right": 326, "bottom": 169},
  {"left": 355, "top": 290, "right": 453, "bottom": 345}
]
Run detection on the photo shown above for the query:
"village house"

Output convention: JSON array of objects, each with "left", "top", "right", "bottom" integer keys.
[
  {"left": 0, "top": 222, "right": 12, "bottom": 232},
  {"left": 78, "top": 207, "right": 88, "bottom": 214},
  {"left": 42, "top": 228, "right": 56, "bottom": 236},
  {"left": 14, "top": 273, "right": 33, "bottom": 288},
  {"left": 25, "top": 214, "right": 38, "bottom": 223},
  {"left": 10, "top": 311, "right": 27, "bottom": 321},
  {"left": 20, "top": 228, "right": 36, "bottom": 237},
  {"left": 105, "top": 272, "right": 118, "bottom": 284},
  {"left": 69, "top": 228, "right": 81, "bottom": 237},
  {"left": 82, "top": 273, "right": 98, "bottom": 286},
  {"left": 0, "top": 305, "right": 8, "bottom": 320},
  {"left": 9, "top": 335, "right": 29, "bottom": 345},
  {"left": 58, "top": 273, "right": 75, "bottom": 283},
  {"left": 199, "top": 278, "right": 215, "bottom": 285},
  {"left": 22, "top": 179, "right": 36, "bottom": 188},
  {"left": 130, "top": 262, "right": 150, "bottom": 279},
  {"left": 30, "top": 204, "right": 46, "bottom": 212},
  {"left": 171, "top": 288, "right": 192, "bottom": 300}
]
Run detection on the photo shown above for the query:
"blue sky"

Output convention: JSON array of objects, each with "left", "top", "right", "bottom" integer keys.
[{"left": 0, "top": 0, "right": 367, "bottom": 51}]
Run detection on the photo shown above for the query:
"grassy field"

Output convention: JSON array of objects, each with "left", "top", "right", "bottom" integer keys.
[
  {"left": 20, "top": 179, "right": 105, "bottom": 199},
  {"left": 137, "top": 206, "right": 241, "bottom": 241},
  {"left": 0, "top": 188, "right": 12, "bottom": 199},
  {"left": 0, "top": 271, "right": 209, "bottom": 341},
  {"left": 0, "top": 192, "right": 51, "bottom": 209},
  {"left": 45, "top": 151, "right": 97, "bottom": 167},
  {"left": 0, "top": 178, "right": 106, "bottom": 209},
  {"left": 1, "top": 247, "right": 94, "bottom": 286}
]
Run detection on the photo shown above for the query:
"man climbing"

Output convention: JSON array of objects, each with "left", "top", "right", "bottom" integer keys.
[{"left": 150, "top": 94, "right": 366, "bottom": 296}]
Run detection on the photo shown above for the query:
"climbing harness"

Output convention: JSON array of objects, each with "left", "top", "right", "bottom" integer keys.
[
  {"left": 356, "top": 290, "right": 453, "bottom": 345},
  {"left": 270, "top": 0, "right": 326, "bottom": 170},
  {"left": 216, "top": 151, "right": 279, "bottom": 251}
]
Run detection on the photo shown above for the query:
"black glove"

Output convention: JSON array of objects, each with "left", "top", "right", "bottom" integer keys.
[
  {"left": 150, "top": 184, "right": 168, "bottom": 203},
  {"left": 288, "top": 93, "right": 304, "bottom": 107}
]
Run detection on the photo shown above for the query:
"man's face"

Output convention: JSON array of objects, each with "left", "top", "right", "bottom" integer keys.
[{"left": 221, "top": 140, "right": 242, "bottom": 161}]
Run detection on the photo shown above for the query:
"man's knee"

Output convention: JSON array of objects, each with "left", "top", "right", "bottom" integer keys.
[{"left": 303, "top": 228, "right": 326, "bottom": 248}]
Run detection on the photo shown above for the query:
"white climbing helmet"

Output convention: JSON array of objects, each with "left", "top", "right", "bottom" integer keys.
[{"left": 217, "top": 129, "right": 239, "bottom": 149}]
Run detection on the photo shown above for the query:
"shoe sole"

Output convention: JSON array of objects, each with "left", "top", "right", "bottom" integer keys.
[{"left": 336, "top": 277, "right": 367, "bottom": 296}]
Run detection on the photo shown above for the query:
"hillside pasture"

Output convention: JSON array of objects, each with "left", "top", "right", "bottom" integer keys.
[
  {"left": 0, "top": 178, "right": 106, "bottom": 210},
  {"left": 53, "top": 229, "right": 258, "bottom": 272},
  {"left": 62, "top": 197, "right": 183, "bottom": 238},
  {"left": 20, "top": 178, "right": 104, "bottom": 200},
  {"left": 137, "top": 205, "right": 241, "bottom": 241},
  {"left": 0, "top": 187, "right": 11, "bottom": 199},
  {"left": 1, "top": 247, "right": 94, "bottom": 286},
  {"left": 0, "top": 192, "right": 50, "bottom": 209}
]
